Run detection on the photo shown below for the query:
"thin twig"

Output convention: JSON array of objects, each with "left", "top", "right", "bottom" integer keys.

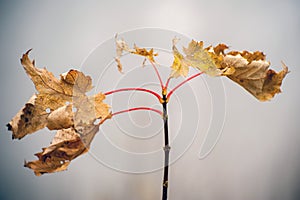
[
  {"left": 167, "top": 72, "right": 204, "bottom": 100},
  {"left": 111, "top": 107, "right": 163, "bottom": 117},
  {"left": 164, "top": 77, "right": 171, "bottom": 91},
  {"left": 149, "top": 60, "right": 164, "bottom": 89},
  {"left": 104, "top": 87, "right": 162, "bottom": 100}
]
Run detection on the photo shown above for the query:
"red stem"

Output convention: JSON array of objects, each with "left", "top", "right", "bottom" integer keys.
[
  {"left": 164, "top": 77, "right": 171, "bottom": 90},
  {"left": 149, "top": 60, "right": 164, "bottom": 89},
  {"left": 104, "top": 87, "right": 161, "bottom": 100},
  {"left": 167, "top": 72, "right": 204, "bottom": 100},
  {"left": 111, "top": 107, "right": 163, "bottom": 117}
]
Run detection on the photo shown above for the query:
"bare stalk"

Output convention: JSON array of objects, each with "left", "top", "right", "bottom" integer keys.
[{"left": 161, "top": 89, "right": 170, "bottom": 200}]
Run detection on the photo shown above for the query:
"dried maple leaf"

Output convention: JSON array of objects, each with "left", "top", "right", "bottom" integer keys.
[
  {"left": 21, "top": 49, "right": 92, "bottom": 96},
  {"left": 133, "top": 44, "right": 157, "bottom": 62},
  {"left": 46, "top": 104, "right": 74, "bottom": 130},
  {"left": 73, "top": 93, "right": 110, "bottom": 128},
  {"left": 170, "top": 38, "right": 190, "bottom": 78},
  {"left": 222, "top": 52, "right": 289, "bottom": 101},
  {"left": 115, "top": 37, "right": 131, "bottom": 73},
  {"left": 115, "top": 37, "right": 158, "bottom": 72},
  {"left": 24, "top": 124, "right": 99, "bottom": 176},
  {"left": 7, "top": 50, "right": 110, "bottom": 139},
  {"left": 170, "top": 39, "right": 231, "bottom": 78},
  {"left": 7, "top": 50, "right": 111, "bottom": 175},
  {"left": 6, "top": 94, "right": 48, "bottom": 139},
  {"left": 171, "top": 39, "right": 288, "bottom": 101}
]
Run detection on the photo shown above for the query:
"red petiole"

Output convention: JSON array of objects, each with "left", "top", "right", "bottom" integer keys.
[
  {"left": 164, "top": 77, "right": 171, "bottom": 91},
  {"left": 166, "top": 71, "right": 204, "bottom": 100},
  {"left": 104, "top": 87, "right": 161, "bottom": 100},
  {"left": 111, "top": 107, "right": 163, "bottom": 117},
  {"left": 104, "top": 62, "right": 204, "bottom": 118},
  {"left": 148, "top": 59, "right": 164, "bottom": 89}
]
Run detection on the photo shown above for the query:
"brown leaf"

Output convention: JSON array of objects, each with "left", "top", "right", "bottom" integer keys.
[
  {"left": 7, "top": 50, "right": 110, "bottom": 139},
  {"left": 8, "top": 50, "right": 111, "bottom": 175},
  {"left": 61, "top": 69, "right": 93, "bottom": 95},
  {"left": 92, "top": 93, "right": 111, "bottom": 119},
  {"left": 7, "top": 93, "right": 74, "bottom": 139},
  {"left": 115, "top": 37, "right": 158, "bottom": 72},
  {"left": 115, "top": 37, "right": 131, "bottom": 73},
  {"left": 133, "top": 44, "right": 157, "bottom": 62},
  {"left": 21, "top": 49, "right": 92, "bottom": 96},
  {"left": 171, "top": 39, "right": 288, "bottom": 101},
  {"left": 24, "top": 124, "right": 99, "bottom": 176},
  {"left": 210, "top": 44, "right": 289, "bottom": 101},
  {"left": 115, "top": 57, "right": 123, "bottom": 73},
  {"left": 72, "top": 93, "right": 110, "bottom": 128},
  {"left": 46, "top": 104, "right": 74, "bottom": 130},
  {"left": 223, "top": 53, "right": 289, "bottom": 101},
  {"left": 213, "top": 44, "right": 229, "bottom": 55},
  {"left": 6, "top": 94, "right": 48, "bottom": 139}
]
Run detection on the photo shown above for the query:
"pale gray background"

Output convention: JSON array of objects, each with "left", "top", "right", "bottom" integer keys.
[{"left": 0, "top": 0, "right": 299, "bottom": 200}]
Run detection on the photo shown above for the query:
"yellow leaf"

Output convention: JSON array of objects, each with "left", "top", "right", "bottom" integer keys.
[
  {"left": 170, "top": 39, "right": 224, "bottom": 77},
  {"left": 170, "top": 38, "right": 190, "bottom": 78}
]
